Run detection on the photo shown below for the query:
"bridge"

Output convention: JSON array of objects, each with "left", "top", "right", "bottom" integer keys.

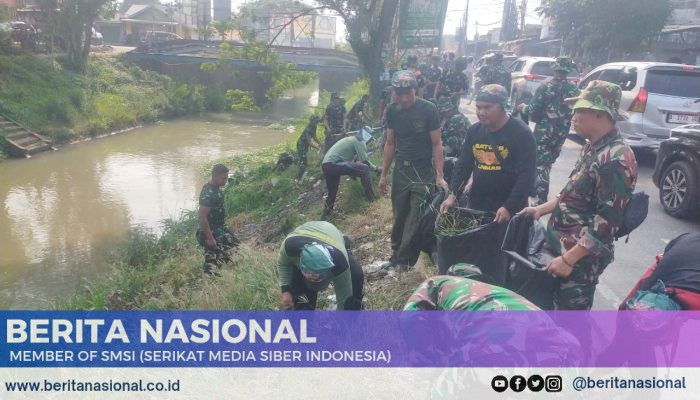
[{"left": 126, "top": 40, "right": 364, "bottom": 98}]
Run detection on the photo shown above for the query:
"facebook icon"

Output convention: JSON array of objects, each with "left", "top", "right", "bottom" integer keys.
[{"left": 510, "top": 375, "right": 526, "bottom": 392}]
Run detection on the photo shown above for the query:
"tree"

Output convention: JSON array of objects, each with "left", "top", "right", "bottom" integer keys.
[
  {"left": 40, "top": 0, "right": 116, "bottom": 72},
  {"left": 315, "top": 0, "right": 399, "bottom": 109},
  {"left": 538, "top": 0, "right": 672, "bottom": 64},
  {"left": 211, "top": 19, "right": 235, "bottom": 41}
]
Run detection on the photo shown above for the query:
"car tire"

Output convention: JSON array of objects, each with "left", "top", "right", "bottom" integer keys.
[{"left": 659, "top": 160, "right": 699, "bottom": 218}]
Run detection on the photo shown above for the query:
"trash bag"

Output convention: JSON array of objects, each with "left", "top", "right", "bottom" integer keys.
[
  {"left": 413, "top": 190, "right": 446, "bottom": 256},
  {"left": 435, "top": 207, "right": 508, "bottom": 285},
  {"left": 501, "top": 214, "right": 557, "bottom": 309}
]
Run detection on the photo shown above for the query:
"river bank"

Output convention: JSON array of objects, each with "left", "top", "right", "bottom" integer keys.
[{"left": 57, "top": 80, "right": 435, "bottom": 311}]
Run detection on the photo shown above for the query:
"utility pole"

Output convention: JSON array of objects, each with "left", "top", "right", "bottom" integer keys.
[
  {"left": 519, "top": 0, "right": 528, "bottom": 38},
  {"left": 463, "top": 0, "right": 470, "bottom": 57}
]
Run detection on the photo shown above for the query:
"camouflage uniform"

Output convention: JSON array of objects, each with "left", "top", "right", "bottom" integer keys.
[
  {"left": 546, "top": 81, "right": 638, "bottom": 310},
  {"left": 197, "top": 183, "right": 239, "bottom": 273},
  {"left": 437, "top": 97, "right": 471, "bottom": 158},
  {"left": 424, "top": 64, "right": 443, "bottom": 99},
  {"left": 346, "top": 98, "right": 367, "bottom": 131},
  {"left": 404, "top": 275, "right": 539, "bottom": 310},
  {"left": 324, "top": 102, "right": 346, "bottom": 150},
  {"left": 438, "top": 69, "right": 470, "bottom": 108},
  {"left": 524, "top": 58, "right": 580, "bottom": 204},
  {"left": 477, "top": 55, "right": 511, "bottom": 94},
  {"left": 296, "top": 116, "right": 321, "bottom": 180}
]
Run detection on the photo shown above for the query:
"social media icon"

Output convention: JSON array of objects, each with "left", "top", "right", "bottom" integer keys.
[
  {"left": 527, "top": 375, "right": 544, "bottom": 392},
  {"left": 545, "top": 375, "right": 563, "bottom": 392},
  {"left": 491, "top": 375, "right": 508, "bottom": 393},
  {"left": 510, "top": 375, "right": 526, "bottom": 392}
]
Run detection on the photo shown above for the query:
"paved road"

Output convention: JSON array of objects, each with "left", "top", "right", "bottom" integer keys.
[{"left": 459, "top": 99, "right": 700, "bottom": 309}]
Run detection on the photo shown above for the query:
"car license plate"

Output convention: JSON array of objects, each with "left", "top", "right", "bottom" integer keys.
[{"left": 668, "top": 113, "right": 700, "bottom": 124}]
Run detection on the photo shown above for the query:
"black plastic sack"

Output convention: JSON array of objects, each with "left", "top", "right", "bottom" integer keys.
[
  {"left": 435, "top": 207, "right": 508, "bottom": 285},
  {"left": 501, "top": 214, "right": 557, "bottom": 310},
  {"left": 413, "top": 191, "right": 446, "bottom": 257}
]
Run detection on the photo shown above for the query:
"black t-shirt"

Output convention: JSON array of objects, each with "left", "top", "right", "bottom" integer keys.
[
  {"left": 450, "top": 118, "right": 536, "bottom": 213},
  {"left": 387, "top": 98, "right": 440, "bottom": 162},
  {"left": 643, "top": 233, "right": 700, "bottom": 293}
]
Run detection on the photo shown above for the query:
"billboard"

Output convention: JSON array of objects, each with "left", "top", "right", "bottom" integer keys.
[{"left": 398, "top": 0, "right": 449, "bottom": 49}]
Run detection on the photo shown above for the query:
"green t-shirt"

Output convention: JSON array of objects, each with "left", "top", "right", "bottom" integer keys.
[
  {"left": 277, "top": 221, "right": 354, "bottom": 309},
  {"left": 322, "top": 136, "right": 370, "bottom": 165},
  {"left": 386, "top": 97, "right": 440, "bottom": 162}
]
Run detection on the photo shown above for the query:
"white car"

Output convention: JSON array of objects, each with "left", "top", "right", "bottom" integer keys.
[
  {"left": 509, "top": 56, "right": 580, "bottom": 104},
  {"left": 579, "top": 62, "right": 700, "bottom": 148}
]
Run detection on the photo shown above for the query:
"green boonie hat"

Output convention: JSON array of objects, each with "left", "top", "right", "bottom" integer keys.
[
  {"left": 299, "top": 243, "right": 334, "bottom": 290},
  {"left": 392, "top": 70, "right": 417, "bottom": 89},
  {"left": 565, "top": 80, "right": 628, "bottom": 121},
  {"left": 436, "top": 96, "right": 455, "bottom": 112},
  {"left": 447, "top": 263, "right": 483, "bottom": 279},
  {"left": 552, "top": 56, "right": 576, "bottom": 73},
  {"left": 476, "top": 84, "right": 511, "bottom": 111}
]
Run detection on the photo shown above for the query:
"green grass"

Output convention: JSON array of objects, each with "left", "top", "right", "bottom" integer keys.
[{"left": 0, "top": 55, "right": 221, "bottom": 151}]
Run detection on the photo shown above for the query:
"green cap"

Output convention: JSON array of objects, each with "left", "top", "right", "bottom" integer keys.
[
  {"left": 565, "top": 80, "right": 628, "bottom": 121},
  {"left": 299, "top": 243, "right": 334, "bottom": 290},
  {"left": 391, "top": 70, "right": 417, "bottom": 89},
  {"left": 436, "top": 96, "right": 455, "bottom": 113},
  {"left": 475, "top": 84, "right": 511, "bottom": 111},
  {"left": 552, "top": 56, "right": 576, "bottom": 73}
]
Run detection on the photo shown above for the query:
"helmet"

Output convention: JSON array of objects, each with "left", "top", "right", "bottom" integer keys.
[
  {"left": 391, "top": 70, "right": 417, "bottom": 88},
  {"left": 406, "top": 54, "right": 418, "bottom": 66}
]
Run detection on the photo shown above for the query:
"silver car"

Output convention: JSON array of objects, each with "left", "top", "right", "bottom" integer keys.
[
  {"left": 509, "top": 56, "right": 580, "bottom": 104},
  {"left": 579, "top": 62, "right": 700, "bottom": 148}
]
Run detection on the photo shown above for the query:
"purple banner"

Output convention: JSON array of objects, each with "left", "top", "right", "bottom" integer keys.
[{"left": 2, "top": 311, "right": 699, "bottom": 368}]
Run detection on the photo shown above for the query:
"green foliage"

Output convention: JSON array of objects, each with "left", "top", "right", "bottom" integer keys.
[
  {"left": 226, "top": 89, "right": 260, "bottom": 112},
  {"left": 538, "top": 0, "right": 672, "bottom": 63},
  {"left": 169, "top": 83, "right": 206, "bottom": 115}
]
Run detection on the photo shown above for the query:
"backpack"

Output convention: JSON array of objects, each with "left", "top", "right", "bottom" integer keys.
[{"left": 615, "top": 191, "right": 649, "bottom": 242}]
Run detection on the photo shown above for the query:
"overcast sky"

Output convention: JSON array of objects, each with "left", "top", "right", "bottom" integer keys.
[{"left": 227, "top": 0, "right": 544, "bottom": 42}]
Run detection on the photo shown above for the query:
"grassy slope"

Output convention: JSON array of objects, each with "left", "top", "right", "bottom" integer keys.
[
  {"left": 0, "top": 54, "right": 192, "bottom": 148},
  {"left": 57, "top": 80, "right": 437, "bottom": 311}
]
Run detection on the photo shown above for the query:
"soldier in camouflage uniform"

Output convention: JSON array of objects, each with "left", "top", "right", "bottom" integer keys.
[
  {"left": 476, "top": 53, "right": 512, "bottom": 94},
  {"left": 345, "top": 94, "right": 369, "bottom": 132},
  {"left": 435, "top": 57, "right": 470, "bottom": 108},
  {"left": 517, "top": 80, "right": 638, "bottom": 310},
  {"left": 437, "top": 96, "right": 471, "bottom": 158},
  {"left": 323, "top": 93, "right": 346, "bottom": 152},
  {"left": 197, "top": 164, "right": 240, "bottom": 274},
  {"left": 296, "top": 114, "right": 322, "bottom": 180},
  {"left": 424, "top": 54, "right": 444, "bottom": 100},
  {"left": 403, "top": 263, "right": 539, "bottom": 310},
  {"left": 519, "top": 57, "right": 580, "bottom": 205}
]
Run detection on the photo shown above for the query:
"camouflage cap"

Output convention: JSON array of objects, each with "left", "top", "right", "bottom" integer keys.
[
  {"left": 475, "top": 84, "right": 511, "bottom": 110},
  {"left": 447, "top": 263, "right": 483, "bottom": 279},
  {"left": 565, "top": 80, "right": 628, "bottom": 121},
  {"left": 552, "top": 56, "right": 576, "bottom": 73},
  {"left": 436, "top": 96, "right": 456, "bottom": 113},
  {"left": 391, "top": 70, "right": 417, "bottom": 89}
]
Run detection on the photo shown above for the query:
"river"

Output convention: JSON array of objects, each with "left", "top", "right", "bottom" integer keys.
[{"left": 0, "top": 82, "right": 319, "bottom": 309}]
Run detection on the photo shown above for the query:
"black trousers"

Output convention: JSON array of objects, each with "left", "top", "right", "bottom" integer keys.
[{"left": 322, "top": 162, "right": 375, "bottom": 211}]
